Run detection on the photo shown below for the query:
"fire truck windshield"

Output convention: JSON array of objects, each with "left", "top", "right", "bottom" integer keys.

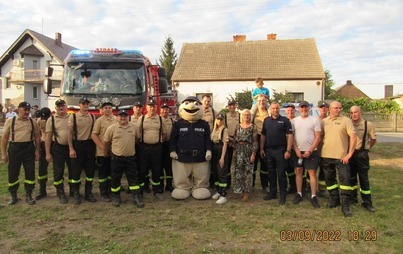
[{"left": 61, "top": 62, "right": 146, "bottom": 95}]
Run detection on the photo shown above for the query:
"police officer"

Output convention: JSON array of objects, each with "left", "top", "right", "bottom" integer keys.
[
  {"left": 224, "top": 100, "right": 240, "bottom": 189},
  {"left": 104, "top": 110, "right": 144, "bottom": 208},
  {"left": 91, "top": 102, "right": 117, "bottom": 202},
  {"left": 45, "top": 99, "right": 71, "bottom": 204},
  {"left": 137, "top": 99, "right": 167, "bottom": 200},
  {"left": 68, "top": 97, "right": 96, "bottom": 205},
  {"left": 1, "top": 101, "right": 41, "bottom": 205},
  {"left": 160, "top": 103, "right": 174, "bottom": 192},
  {"left": 35, "top": 107, "right": 52, "bottom": 200},
  {"left": 349, "top": 106, "right": 376, "bottom": 212}
]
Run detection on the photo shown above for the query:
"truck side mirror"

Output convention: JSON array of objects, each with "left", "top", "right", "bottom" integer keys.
[
  {"left": 43, "top": 78, "right": 53, "bottom": 95},
  {"left": 45, "top": 67, "right": 54, "bottom": 77}
]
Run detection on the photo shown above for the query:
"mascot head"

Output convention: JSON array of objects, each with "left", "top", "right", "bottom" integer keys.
[{"left": 179, "top": 96, "right": 203, "bottom": 123}]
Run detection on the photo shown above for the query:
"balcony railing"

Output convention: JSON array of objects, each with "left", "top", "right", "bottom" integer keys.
[{"left": 9, "top": 69, "right": 63, "bottom": 82}]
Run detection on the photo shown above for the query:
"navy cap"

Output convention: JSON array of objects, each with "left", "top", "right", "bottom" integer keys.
[
  {"left": 181, "top": 96, "right": 201, "bottom": 104},
  {"left": 118, "top": 110, "right": 129, "bottom": 116},
  {"left": 319, "top": 102, "right": 329, "bottom": 108},
  {"left": 79, "top": 97, "right": 90, "bottom": 104},
  {"left": 299, "top": 101, "right": 310, "bottom": 107},
  {"left": 147, "top": 99, "right": 156, "bottom": 106},
  {"left": 161, "top": 103, "right": 169, "bottom": 108},
  {"left": 227, "top": 100, "right": 237, "bottom": 106},
  {"left": 100, "top": 101, "right": 113, "bottom": 108},
  {"left": 133, "top": 101, "right": 143, "bottom": 107},
  {"left": 285, "top": 103, "right": 295, "bottom": 109},
  {"left": 18, "top": 101, "right": 31, "bottom": 108},
  {"left": 55, "top": 99, "right": 66, "bottom": 106},
  {"left": 216, "top": 114, "right": 225, "bottom": 119}
]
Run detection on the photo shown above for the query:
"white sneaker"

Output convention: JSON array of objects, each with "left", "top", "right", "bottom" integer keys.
[
  {"left": 212, "top": 192, "right": 221, "bottom": 200},
  {"left": 216, "top": 196, "right": 227, "bottom": 205}
]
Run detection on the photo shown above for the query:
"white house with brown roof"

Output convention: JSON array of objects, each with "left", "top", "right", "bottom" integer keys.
[
  {"left": 171, "top": 34, "right": 325, "bottom": 111},
  {"left": 0, "top": 29, "right": 76, "bottom": 110}
]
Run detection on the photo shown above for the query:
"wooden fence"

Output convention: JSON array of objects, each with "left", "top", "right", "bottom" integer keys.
[{"left": 363, "top": 113, "right": 403, "bottom": 132}]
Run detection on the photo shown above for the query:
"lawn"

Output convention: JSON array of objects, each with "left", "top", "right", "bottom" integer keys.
[{"left": 0, "top": 139, "right": 402, "bottom": 254}]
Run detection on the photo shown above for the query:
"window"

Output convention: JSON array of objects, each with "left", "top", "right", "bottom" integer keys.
[
  {"left": 289, "top": 92, "right": 304, "bottom": 102},
  {"left": 33, "top": 86, "right": 38, "bottom": 99},
  {"left": 196, "top": 93, "right": 213, "bottom": 107},
  {"left": 33, "top": 60, "right": 38, "bottom": 70},
  {"left": 2, "top": 77, "right": 11, "bottom": 88}
]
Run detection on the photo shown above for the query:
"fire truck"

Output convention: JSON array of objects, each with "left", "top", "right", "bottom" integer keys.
[{"left": 43, "top": 48, "right": 176, "bottom": 115}]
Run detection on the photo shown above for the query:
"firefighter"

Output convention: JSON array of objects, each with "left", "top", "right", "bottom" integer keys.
[
  {"left": 45, "top": 99, "right": 71, "bottom": 204},
  {"left": 68, "top": 97, "right": 97, "bottom": 205},
  {"left": 349, "top": 106, "right": 377, "bottom": 212},
  {"left": 131, "top": 101, "right": 143, "bottom": 123},
  {"left": 35, "top": 107, "right": 52, "bottom": 200},
  {"left": 224, "top": 100, "right": 240, "bottom": 189},
  {"left": 91, "top": 102, "right": 117, "bottom": 202},
  {"left": 137, "top": 99, "right": 167, "bottom": 200},
  {"left": 284, "top": 103, "right": 297, "bottom": 194},
  {"left": 104, "top": 110, "right": 144, "bottom": 208},
  {"left": 160, "top": 103, "right": 174, "bottom": 192},
  {"left": 1, "top": 101, "right": 41, "bottom": 205}
]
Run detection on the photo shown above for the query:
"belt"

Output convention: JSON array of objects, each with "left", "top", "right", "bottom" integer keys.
[
  {"left": 141, "top": 143, "right": 161, "bottom": 147},
  {"left": 213, "top": 141, "right": 223, "bottom": 144},
  {"left": 112, "top": 154, "right": 135, "bottom": 159},
  {"left": 266, "top": 146, "right": 285, "bottom": 150},
  {"left": 179, "top": 149, "right": 203, "bottom": 156},
  {"left": 9, "top": 141, "right": 34, "bottom": 145},
  {"left": 75, "top": 139, "right": 92, "bottom": 143}
]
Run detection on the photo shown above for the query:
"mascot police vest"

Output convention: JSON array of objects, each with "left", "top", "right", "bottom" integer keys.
[{"left": 169, "top": 96, "right": 212, "bottom": 200}]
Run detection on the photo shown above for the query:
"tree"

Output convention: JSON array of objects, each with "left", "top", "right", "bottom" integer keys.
[
  {"left": 228, "top": 89, "right": 252, "bottom": 110},
  {"left": 324, "top": 70, "right": 335, "bottom": 99},
  {"left": 159, "top": 35, "right": 177, "bottom": 82},
  {"left": 271, "top": 89, "right": 295, "bottom": 104}
]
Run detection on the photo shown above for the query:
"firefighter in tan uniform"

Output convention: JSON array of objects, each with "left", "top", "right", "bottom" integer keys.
[
  {"left": 91, "top": 102, "right": 117, "bottom": 202},
  {"left": 1, "top": 101, "right": 41, "bottom": 205},
  {"left": 131, "top": 101, "right": 143, "bottom": 123},
  {"left": 104, "top": 110, "right": 144, "bottom": 208},
  {"left": 45, "top": 99, "right": 71, "bottom": 204},
  {"left": 68, "top": 97, "right": 96, "bottom": 205},
  {"left": 160, "top": 103, "right": 174, "bottom": 192},
  {"left": 224, "top": 100, "right": 240, "bottom": 189},
  {"left": 137, "top": 99, "right": 167, "bottom": 200}
]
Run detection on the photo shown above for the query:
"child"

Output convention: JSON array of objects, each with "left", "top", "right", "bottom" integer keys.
[
  {"left": 251, "top": 77, "right": 270, "bottom": 115},
  {"left": 210, "top": 114, "right": 229, "bottom": 204}
]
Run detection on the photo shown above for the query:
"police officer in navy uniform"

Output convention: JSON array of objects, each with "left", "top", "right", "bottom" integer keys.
[{"left": 1, "top": 101, "right": 41, "bottom": 205}]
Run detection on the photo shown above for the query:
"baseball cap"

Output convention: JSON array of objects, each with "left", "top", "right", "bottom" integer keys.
[
  {"left": 181, "top": 96, "right": 201, "bottom": 104},
  {"left": 100, "top": 101, "right": 113, "bottom": 108},
  {"left": 227, "top": 100, "right": 237, "bottom": 106},
  {"left": 216, "top": 114, "right": 225, "bottom": 119},
  {"left": 117, "top": 110, "right": 129, "bottom": 116},
  {"left": 55, "top": 99, "right": 66, "bottom": 106},
  {"left": 133, "top": 101, "right": 143, "bottom": 107},
  {"left": 319, "top": 102, "right": 329, "bottom": 108},
  {"left": 161, "top": 103, "right": 169, "bottom": 108},
  {"left": 147, "top": 99, "right": 156, "bottom": 106},
  {"left": 285, "top": 103, "right": 295, "bottom": 109},
  {"left": 299, "top": 101, "right": 310, "bottom": 107},
  {"left": 79, "top": 97, "right": 90, "bottom": 104},
  {"left": 18, "top": 101, "right": 31, "bottom": 108}
]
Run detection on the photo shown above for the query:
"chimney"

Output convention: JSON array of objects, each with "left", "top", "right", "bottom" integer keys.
[
  {"left": 267, "top": 33, "right": 277, "bottom": 40},
  {"left": 233, "top": 35, "right": 246, "bottom": 42},
  {"left": 384, "top": 85, "right": 393, "bottom": 98},
  {"left": 346, "top": 80, "right": 353, "bottom": 85},
  {"left": 55, "top": 32, "right": 62, "bottom": 46}
]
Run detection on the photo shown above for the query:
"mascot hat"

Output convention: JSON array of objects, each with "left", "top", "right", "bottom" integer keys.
[{"left": 182, "top": 96, "right": 200, "bottom": 104}]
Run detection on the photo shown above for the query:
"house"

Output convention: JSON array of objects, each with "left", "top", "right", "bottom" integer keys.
[
  {"left": 171, "top": 34, "right": 325, "bottom": 110},
  {"left": 333, "top": 80, "right": 370, "bottom": 99},
  {"left": 0, "top": 29, "right": 76, "bottom": 110}
]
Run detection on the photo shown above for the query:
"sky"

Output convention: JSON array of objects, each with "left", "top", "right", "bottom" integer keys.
[{"left": 0, "top": 0, "right": 402, "bottom": 98}]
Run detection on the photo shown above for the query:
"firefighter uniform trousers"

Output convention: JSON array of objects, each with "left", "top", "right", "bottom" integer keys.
[
  {"left": 211, "top": 142, "right": 228, "bottom": 197},
  {"left": 138, "top": 143, "right": 163, "bottom": 194},
  {"left": 322, "top": 158, "right": 352, "bottom": 203},
  {"left": 52, "top": 142, "right": 72, "bottom": 191},
  {"left": 161, "top": 141, "right": 173, "bottom": 189},
  {"left": 349, "top": 150, "right": 372, "bottom": 205},
  {"left": 70, "top": 140, "right": 96, "bottom": 193},
  {"left": 37, "top": 141, "right": 49, "bottom": 187},
  {"left": 8, "top": 142, "right": 36, "bottom": 192},
  {"left": 110, "top": 155, "right": 140, "bottom": 194},
  {"left": 254, "top": 134, "right": 269, "bottom": 190}
]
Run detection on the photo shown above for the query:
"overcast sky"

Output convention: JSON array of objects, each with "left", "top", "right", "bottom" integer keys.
[{"left": 1, "top": 0, "right": 402, "bottom": 98}]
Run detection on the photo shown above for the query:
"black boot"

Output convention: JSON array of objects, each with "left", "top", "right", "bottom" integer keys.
[
  {"left": 351, "top": 189, "right": 358, "bottom": 204},
  {"left": 287, "top": 175, "right": 297, "bottom": 194},
  {"left": 113, "top": 193, "right": 121, "bottom": 207},
  {"left": 73, "top": 185, "right": 81, "bottom": 205},
  {"left": 84, "top": 181, "right": 97, "bottom": 203},
  {"left": 69, "top": 183, "right": 74, "bottom": 197},
  {"left": 56, "top": 185, "right": 68, "bottom": 204},
  {"left": 99, "top": 181, "right": 111, "bottom": 202},
  {"left": 8, "top": 191, "right": 18, "bottom": 205},
  {"left": 25, "top": 189, "right": 36, "bottom": 205},
  {"left": 165, "top": 179, "right": 174, "bottom": 192},
  {"left": 133, "top": 193, "right": 145, "bottom": 208},
  {"left": 342, "top": 198, "right": 353, "bottom": 217},
  {"left": 35, "top": 181, "right": 47, "bottom": 200}
]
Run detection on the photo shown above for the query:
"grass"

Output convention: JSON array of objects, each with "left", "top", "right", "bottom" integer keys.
[{"left": 0, "top": 137, "right": 402, "bottom": 253}]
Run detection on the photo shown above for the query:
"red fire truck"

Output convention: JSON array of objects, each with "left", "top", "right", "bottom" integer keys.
[{"left": 43, "top": 48, "right": 176, "bottom": 115}]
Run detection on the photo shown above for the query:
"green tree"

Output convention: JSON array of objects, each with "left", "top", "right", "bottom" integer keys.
[
  {"left": 228, "top": 89, "right": 252, "bottom": 110},
  {"left": 159, "top": 35, "right": 177, "bottom": 82},
  {"left": 271, "top": 89, "right": 295, "bottom": 104},
  {"left": 325, "top": 70, "right": 335, "bottom": 99}
]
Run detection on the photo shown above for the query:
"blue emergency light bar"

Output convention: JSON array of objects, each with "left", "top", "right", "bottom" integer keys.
[{"left": 68, "top": 48, "right": 143, "bottom": 58}]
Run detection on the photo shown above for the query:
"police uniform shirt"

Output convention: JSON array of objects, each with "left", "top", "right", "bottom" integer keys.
[
  {"left": 46, "top": 114, "right": 70, "bottom": 146},
  {"left": 202, "top": 107, "right": 215, "bottom": 131},
  {"left": 68, "top": 112, "right": 94, "bottom": 140},
  {"left": 353, "top": 118, "right": 376, "bottom": 150},
  {"left": 321, "top": 116, "right": 356, "bottom": 159},
  {"left": 253, "top": 109, "right": 270, "bottom": 134},
  {"left": 104, "top": 123, "right": 137, "bottom": 157},
  {"left": 92, "top": 115, "right": 117, "bottom": 156},
  {"left": 138, "top": 114, "right": 167, "bottom": 144},
  {"left": 225, "top": 112, "right": 240, "bottom": 137},
  {"left": 37, "top": 118, "right": 47, "bottom": 142},
  {"left": 161, "top": 116, "right": 173, "bottom": 141},
  {"left": 261, "top": 115, "right": 293, "bottom": 148},
  {"left": 131, "top": 115, "right": 141, "bottom": 125},
  {"left": 3, "top": 116, "right": 40, "bottom": 142},
  {"left": 211, "top": 126, "right": 229, "bottom": 143}
]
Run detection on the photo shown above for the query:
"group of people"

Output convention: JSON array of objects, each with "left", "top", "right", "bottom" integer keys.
[{"left": 1, "top": 87, "right": 377, "bottom": 216}]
